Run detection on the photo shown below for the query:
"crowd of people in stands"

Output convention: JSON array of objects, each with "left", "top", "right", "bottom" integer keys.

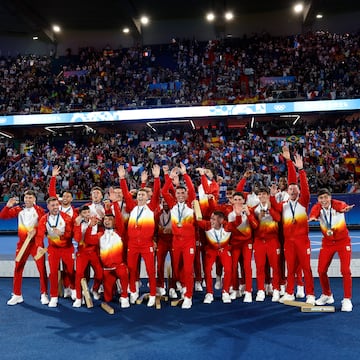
[
  {"left": 0, "top": 31, "right": 359, "bottom": 114},
  {"left": 0, "top": 113, "right": 359, "bottom": 201}
]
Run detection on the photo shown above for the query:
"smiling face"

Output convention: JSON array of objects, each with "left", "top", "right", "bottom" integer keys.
[
  {"left": 47, "top": 199, "right": 60, "bottom": 215},
  {"left": 23, "top": 194, "right": 36, "bottom": 208},
  {"left": 136, "top": 189, "right": 148, "bottom": 205},
  {"left": 287, "top": 184, "right": 300, "bottom": 201},
  {"left": 318, "top": 193, "right": 332, "bottom": 208},
  {"left": 175, "top": 188, "right": 188, "bottom": 203}
]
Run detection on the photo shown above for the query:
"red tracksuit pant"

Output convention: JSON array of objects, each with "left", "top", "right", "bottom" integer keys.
[
  {"left": 318, "top": 242, "right": 352, "bottom": 298},
  {"left": 103, "top": 264, "right": 129, "bottom": 302},
  {"left": 231, "top": 242, "right": 253, "bottom": 292},
  {"left": 204, "top": 247, "right": 232, "bottom": 294}
]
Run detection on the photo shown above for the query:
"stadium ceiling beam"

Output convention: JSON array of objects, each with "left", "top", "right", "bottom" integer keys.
[
  {"left": 2, "top": 0, "right": 55, "bottom": 43},
  {"left": 122, "top": 0, "right": 142, "bottom": 41}
]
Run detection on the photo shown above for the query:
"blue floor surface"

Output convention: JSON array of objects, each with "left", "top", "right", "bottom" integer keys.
[{"left": 0, "top": 277, "right": 359, "bottom": 360}]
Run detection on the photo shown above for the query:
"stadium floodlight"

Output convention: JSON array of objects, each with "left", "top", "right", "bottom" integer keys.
[
  {"left": 206, "top": 12, "right": 216, "bottom": 22},
  {"left": 122, "top": 27, "right": 130, "bottom": 34},
  {"left": 140, "top": 16, "right": 149, "bottom": 25},
  {"left": 52, "top": 25, "right": 61, "bottom": 33},
  {"left": 224, "top": 12, "right": 234, "bottom": 21},
  {"left": 316, "top": 14, "right": 323, "bottom": 19},
  {"left": 294, "top": 3, "right": 304, "bottom": 14}
]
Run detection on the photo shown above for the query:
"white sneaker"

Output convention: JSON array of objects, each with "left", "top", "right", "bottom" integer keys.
[
  {"left": 296, "top": 285, "right": 305, "bottom": 299},
  {"left": 272, "top": 289, "right": 280, "bottom": 302},
  {"left": 265, "top": 283, "right": 273, "bottom": 295},
  {"left": 280, "top": 284, "right": 286, "bottom": 296},
  {"left": 243, "top": 291, "right": 252, "bottom": 303},
  {"left": 214, "top": 276, "right": 222, "bottom": 290},
  {"left": 279, "top": 293, "right": 295, "bottom": 303},
  {"left": 176, "top": 281, "right": 182, "bottom": 291},
  {"left": 63, "top": 287, "right": 72, "bottom": 298},
  {"left": 256, "top": 290, "right": 265, "bottom": 302},
  {"left": 40, "top": 293, "right": 49, "bottom": 305},
  {"left": 203, "top": 293, "right": 214, "bottom": 304},
  {"left": 169, "top": 288, "right": 178, "bottom": 299},
  {"left": 341, "top": 298, "right": 353, "bottom": 312},
  {"left": 120, "top": 297, "right": 130, "bottom": 308},
  {"left": 129, "top": 292, "right": 139, "bottom": 304},
  {"left": 181, "top": 296, "right": 192, "bottom": 309},
  {"left": 156, "top": 287, "right": 166, "bottom": 296},
  {"left": 230, "top": 290, "right": 240, "bottom": 300},
  {"left": 48, "top": 297, "right": 58, "bottom": 307},
  {"left": 7, "top": 294, "right": 24, "bottom": 306},
  {"left": 147, "top": 295, "right": 156, "bottom": 307},
  {"left": 194, "top": 281, "right": 203, "bottom": 292},
  {"left": 222, "top": 292, "right": 231, "bottom": 304},
  {"left": 306, "top": 295, "right": 316, "bottom": 305},
  {"left": 92, "top": 290, "right": 101, "bottom": 300},
  {"left": 181, "top": 287, "right": 187, "bottom": 299},
  {"left": 72, "top": 299, "right": 82, "bottom": 308},
  {"left": 239, "top": 284, "right": 245, "bottom": 297},
  {"left": 315, "top": 294, "right": 335, "bottom": 306}
]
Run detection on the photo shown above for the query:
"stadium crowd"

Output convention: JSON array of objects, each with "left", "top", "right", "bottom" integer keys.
[
  {"left": 0, "top": 113, "right": 359, "bottom": 201},
  {"left": 0, "top": 30, "right": 359, "bottom": 114}
]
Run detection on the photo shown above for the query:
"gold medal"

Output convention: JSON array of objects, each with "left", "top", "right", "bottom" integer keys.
[
  {"left": 326, "top": 229, "right": 333, "bottom": 236},
  {"left": 292, "top": 218, "right": 296, "bottom": 224}
]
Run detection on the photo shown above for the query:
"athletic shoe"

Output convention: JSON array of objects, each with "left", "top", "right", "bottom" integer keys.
[
  {"left": 156, "top": 287, "right": 166, "bottom": 296},
  {"left": 315, "top": 294, "right": 334, "bottom": 306},
  {"left": 194, "top": 281, "right": 203, "bottom": 292},
  {"left": 272, "top": 289, "right": 280, "bottom": 302},
  {"left": 214, "top": 276, "right": 222, "bottom": 290},
  {"left": 296, "top": 285, "right": 305, "bottom": 299},
  {"left": 256, "top": 290, "right": 265, "bottom": 302},
  {"left": 230, "top": 290, "right": 240, "bottom": 300},
  {"left": 181, "top": 296, "right": 192, "bottom": 309},
  {"left": 63, "top": 288, "right": 72, "bottom": 298},
  {"left": 169, "top": 288, "right": 178, "bottom": 299},
  {"left": 222, "top": 292, "right": 231, "bottom": 304},
  {"left": 265, "top": 283, "right": 273, "bottom": 295},
  {"left": 7, "top": 294, "right": 24, "bottom": 306},
  {"left": 120, "top": 297, "right": 130, "bottom": 308},
  {"left": 92, "top": 290, "right": 101, "bottom": 300},
  {"left": 40, "top": 293, "right": 49, "bottom": 305},
  {"left": 72, "top": 299, "right": 82, "bottom": 308},
  {"left": 130, "top": 292, "right": 139, "bottom": 304},
  {"left": 243, "top": 291, "right": 252, "bottom": 303},
  {"left": 147, "top": 295, "right": 156, "bottom": 307},
  {"left": 306, "top": 295, "right": 316, "bottom": 305},
  {"left": 280, "top": 284, "right": 286, "bottom": 296},
  {"left": 239, "top": 284, "right": 245, "bottom": 297},
  {"left": 341, "top": 298, "right": 353, "bottom": 312},
  {"left": 279, "top": 293, "right": 295, "bottom": 303},
  {"left": 203, "top": 293, "right": 214, "bottom": 304},
  {"left": 48, "top": 297, "right": 58, "bottom": 308}
]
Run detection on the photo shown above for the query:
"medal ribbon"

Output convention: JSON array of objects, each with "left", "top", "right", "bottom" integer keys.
[
  {"left": 177, "top": 203, "right": 185, "bottom": 225},
  {"left": 322, "top": 207, "right": 332, "bottom": 231},
  {"left": 289, "top": 200, "right": 297, "bottom": 222},
  {"left": 47, "top": 213, "right": 60, "bottom": 228},
  {"left": 136, "top": 206, "right": 144, "bottom": 226}
]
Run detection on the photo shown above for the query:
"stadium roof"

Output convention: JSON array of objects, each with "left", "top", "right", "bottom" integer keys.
[{"left": 1, "top": 0, "right": 359, "bottom": 42}]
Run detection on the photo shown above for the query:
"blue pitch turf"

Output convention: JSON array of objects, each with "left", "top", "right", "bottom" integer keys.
[{"left": 0, "top": 277, "right": 359, "bottom": 360}]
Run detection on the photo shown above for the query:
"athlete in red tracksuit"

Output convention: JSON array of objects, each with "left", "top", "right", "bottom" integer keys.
[
  {"left": 155, "top": 200, "right": 175, "bottom": 296},
  {"left": 119, "top": 164, "right": 161, "bottom": 307},
  {"left": 162, "top": 163, "right": 196, "bottom": 309},
  {"left": 252, "top": 187, "right": 281, "bottom": 303},
  {"left": 197, "top": 210, "right": 239, "bottom": 304},
  {"left": 309, "top": 188, "right": 354, "bottom": 312},
  {"left": 228, "top": 191, "right": 258, "bottom": 303},
  {"left": 270, "top": 150, "right": 315, "bottom": 305},
  {"left": 85, "top": 200, "right": 130, "bottom": 308},
  {"left": 0, "top": 190, "right": 48, "bottom": 305},
  {"left": 195, "top": 168, "right": 220, "bottom": 291},
  {"left": 35, "top": 196, "right": 75, "bottom": 307},
  {"left": 72, "top": 205, "right": 103, "bottom": 307}
]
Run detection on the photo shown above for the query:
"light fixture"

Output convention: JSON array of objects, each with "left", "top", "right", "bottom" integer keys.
[
  {"left": 280, "top": 114, "right": 301, "bottom": 125},
  {"left": 0, "top": 131, "right": 13, "bottom": 138},
  {"left": 206, "top": 12, "right": 215, "bottom": 22},
  {"left": 32, "top": 36, "right": 38, "bottom": 40},
  {"left": 122, "top": 27, "right": 130, "bottom": 34},
  {"left": 140, "top": 16, "right": 149, "bottom": 25},
  {"left": 224, "top": 12, "right": 234, "bottom": 21},
  {"left": 250, "top": 116, "right": 255, "bottom": 128},
  {"left": 52, "top": 25, "right": 61, "bottom": 33},
  {"left": 294, "top": 3, "right": 304, "bottom": 14},
  {"left": 316, "top": 14, "right": 323, "bottom": 19}
]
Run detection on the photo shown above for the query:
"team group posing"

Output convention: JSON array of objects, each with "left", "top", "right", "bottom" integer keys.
[{"left": 0, "top": 147, "right": 354, "bottom": 311}]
